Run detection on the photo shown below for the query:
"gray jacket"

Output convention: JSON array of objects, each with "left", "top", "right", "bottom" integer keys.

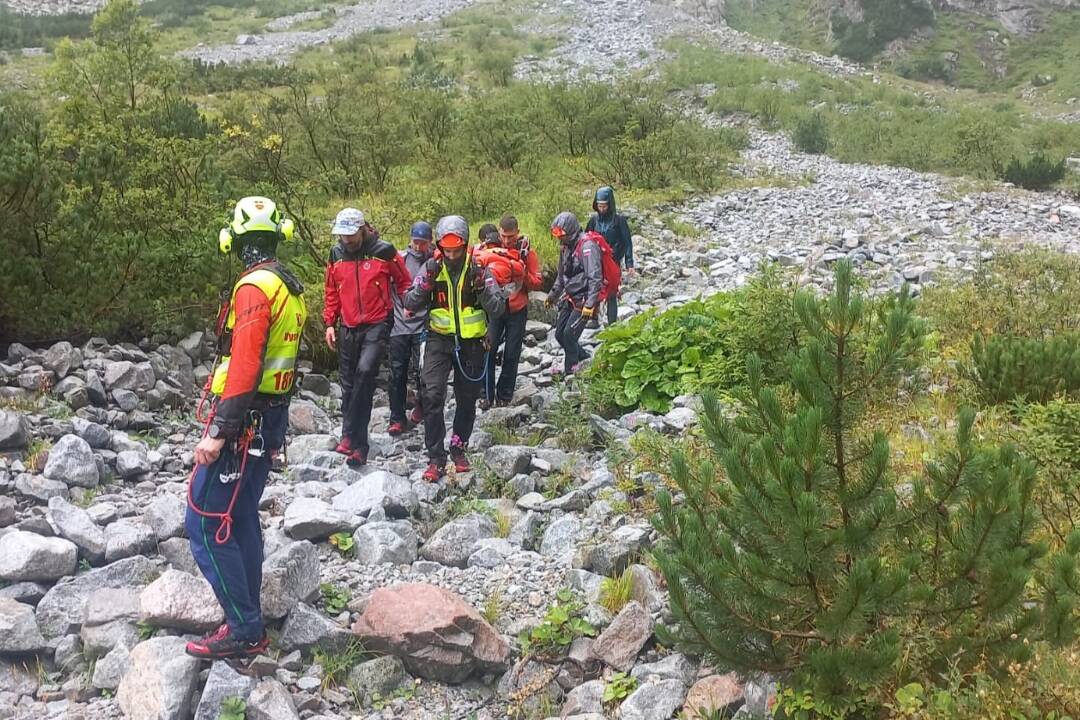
[
  {"left": 547, "top": 211, "right": 603, "bottom": 309},
  {"left": 391, "top": 247, "right": 432, "bottom": 337}
]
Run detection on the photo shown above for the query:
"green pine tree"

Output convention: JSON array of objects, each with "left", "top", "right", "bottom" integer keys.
[{"left": 652, "top": 261, "right": 1080, "bottom": 707}]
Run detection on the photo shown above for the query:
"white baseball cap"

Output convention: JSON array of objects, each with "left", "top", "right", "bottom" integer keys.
[{"left": 331, "top": 208, "right": 365, "bottom": 235}]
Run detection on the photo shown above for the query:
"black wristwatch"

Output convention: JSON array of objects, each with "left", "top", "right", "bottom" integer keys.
[{"left": 207, "top": 424, "right": 224, "bottom": 440}]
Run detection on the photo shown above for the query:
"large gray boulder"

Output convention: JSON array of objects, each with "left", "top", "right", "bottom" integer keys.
[
  {"left": 353, "top": 521, "right": 418, "bottom": 565},
  {"left": 194, "top": 661, "right": 257, "bottom": 720},
  {"left": 81, "top": 588, "right": 140, "bottom": 660},
  {"left": 540, "top": 515, "right": 583, "bottom": 560},
  {"left": 47, "top": 496, "right": 107, "bottom": 564},
  {"left": 42, "top": 341, "right": 82, "bottom": 379},
  {"left": 589, "top": 601, "right": 653, "bottom": 671},
  {"left": 103, "top": 360, "right": 155, "bottom": 392},
  {"left": 483, "top": 445, "right": 532, "bottom": 480},
  {"left": 0, "top": 598, "right": 48, "bottom": 653},
  {"left": 117, "top": 637, "right": 201, "bottom": 720},
  {"left": 0, "top": 410, "right": 29, "bottom": 450},
  {"left": 91, "top": 643, "right": 132, "bottom": 691},
  {"left": 246, "top": 679, "right": 299, "bottom": 720},
  {"left": 619, "top": 679, "right": 688, "bottom": 720},
  {"left": 105, "top": 519, "right": 157, "bottom": 562},
  {"left": 283, "top": 497, "right": 352, "bottom": 541},
  {"left": 139, "top": 569, "right": 224, "bottom": 633},
  {"left": 143, "top": 494, "right": 186, "bottom": 541},
  {"left": 0, "top": 530, "right": 78, "bottom": 583},
  {"left": 43, "top": 434, "right": 99, "bottom": 488},
  {"left": 278, "top": 603, "right": 353, "bottom": 654},
  {"left": 331, "top": 470, "right": 417, "bottom": 518},
  {"left": 36, "top": 555, "right": 161, "bottom": 638},
  {"left": 260, "top": 540, "right": 320, "bottom": 620},
  {"left": 420, "top": 513, "right": 496, "bottom": 568}
]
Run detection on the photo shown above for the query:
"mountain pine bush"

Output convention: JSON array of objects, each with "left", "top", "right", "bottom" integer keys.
[
  {"left": 971, "top": 333, "right": 1080, "bottom": 404},
  {"left": 999, "top": 153, "right": 1067, "bottom": 190},
  {"left": 793, "top": 112, "right": 829, "bottom": 155},
  {"left": 652, "top": 261, "right": 1080, "bottom": 708}
]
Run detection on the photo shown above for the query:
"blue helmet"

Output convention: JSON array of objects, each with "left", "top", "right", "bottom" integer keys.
[{"left": 410, "top": 221, "right": 433, "bottom": 242}]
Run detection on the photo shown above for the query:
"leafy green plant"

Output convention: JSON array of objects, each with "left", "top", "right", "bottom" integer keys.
[
  {"left": 219, "top": 697, "right": 246, "bottom": 720},
  {"left": 602, "top": 672, "right": 638, "bottom": 705},
  {"left": 587, "top": 265, "right": 798, "bottom": 413},
  {"left": 517, "top": 589, "right": 596, "bottom": 657},
  {"left": 136, "top": 621, "right": 158, "bottom": 641},
  {"left": 328, "top": 532, "right": 355, "bottom": 556},
  {"left": 482, "top": 585, "right": 504, "bottom": 626},
  {"left": 320, "top": 583, "right": 350, "bottom": 616},
  {"left": 599, "top": 568, "right": 634, "bottom": 614}
]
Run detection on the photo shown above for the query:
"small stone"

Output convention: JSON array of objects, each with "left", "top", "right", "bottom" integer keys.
[
  {"left": 115, "top": 450, "right": 151, "bottom": 479},
  {"left": 0, "top": 410, "right": 29, "bottom": 450},
  {"left": 561, "top": 679, "right": 604, "bottom": 716},
  {"left": 92, "top": 644, "right": 132, "bottom": 691},
  {"left": 105, "top": 519, "right": 157, "bottom": 562},
  {"left": 47, "top": 496, "right": 107, "bottom": 564},
  {"left": 540, "top": 515, "right": 582, "bottom": 560},
  {"left": 631, "top": 653, "right": 697, "bottom": 686}
]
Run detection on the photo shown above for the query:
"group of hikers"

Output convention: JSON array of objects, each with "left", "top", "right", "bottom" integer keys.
[{"left": 182, "top": 187, "right": 634, "bottom": 660}]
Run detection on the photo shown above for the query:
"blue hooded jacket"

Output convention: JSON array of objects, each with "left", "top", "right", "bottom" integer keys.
[{"left": 585, "top": 186, "right": 633, "bottom": 269}]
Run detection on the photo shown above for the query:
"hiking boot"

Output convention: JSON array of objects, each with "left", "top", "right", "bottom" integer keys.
[
  {"left": 334, "top": 436, "right": 353, "bottom": 455},
  {"left": 478, "top": 398, "right": 491, "bottom": 412},
  {"left": 388, "top": 422, "right": 404, "bottom": 437},
  {"left": 449, "top": 435, "right": 470, "bottom": 473},
  {"left": 186, "top": 626, "right": 269, "bottom": 660},
  {"left": 346, "top": 448, "right": 367, "bottom": 467},
  {"left": 495, "top": 398, "right": 512, "bottom": 408},
  {"left": 422, "top": 462, "right": 444, "bottom": 482},
  {"left": 409, "top": 405, "right": 424, "bottom": 425}
]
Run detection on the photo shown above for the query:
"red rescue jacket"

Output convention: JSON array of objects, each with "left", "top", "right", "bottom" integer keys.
[{"left": 323, "top": 237, "right": 411, "bottom": 328}]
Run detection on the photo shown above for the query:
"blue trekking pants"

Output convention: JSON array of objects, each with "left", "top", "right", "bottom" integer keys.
[{"left": 185, "top": 404, "right": 288, "bottom": 642}]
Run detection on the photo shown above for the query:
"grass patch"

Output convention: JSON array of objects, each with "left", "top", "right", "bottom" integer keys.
[
  {"left": 313, "top": 638, "right": 366, "bottom": 691},
  {"left": 598, "top": 568, "right": 634, "bottom": 614}
]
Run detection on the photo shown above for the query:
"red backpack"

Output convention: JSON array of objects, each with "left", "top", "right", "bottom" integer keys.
[{"left": 576, "top": 231, "right": 622, "bottom": 303}]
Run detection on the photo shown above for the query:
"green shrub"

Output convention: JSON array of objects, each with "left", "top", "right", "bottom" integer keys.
[
  {"left": 1016, "top": 400, "right": 1080, "bottom": 546},
  {"left": 652, "top": 261, "right": 1080, "bottom": 710},
  {"left": 793, "top": 112, "right": 829, "bottom": 154},
  {"left": 971, "top": 333, "right": 1080, "bottom": 405},
  {"left": 999, "top": 153, "right": 1067, "bottom": 190},
  {"left": 587, "top": 265, "right": 798, "bottom": 414}
]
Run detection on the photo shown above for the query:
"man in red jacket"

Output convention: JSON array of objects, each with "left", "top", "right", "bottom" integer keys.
[
  {"left": 323, "top": 208, "right": 411, "bottom": 465},
  {"left": 481, "top": 215, "right": 544, "bottom": 407}
]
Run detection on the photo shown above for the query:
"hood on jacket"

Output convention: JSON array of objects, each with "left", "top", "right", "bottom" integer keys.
[
  {"left": 435, "top": 215, "right": 470, "bottom": 247},
  {"left": 592, "top": 186, "right": 616, "bottom": 217},
  {"left": 551, "top": 211, "right": 582, "bottom": 246}
]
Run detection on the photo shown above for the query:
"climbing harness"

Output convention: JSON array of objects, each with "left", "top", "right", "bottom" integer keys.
[{"left": 186, "top": 408, "right": 266, "bottom": 545}]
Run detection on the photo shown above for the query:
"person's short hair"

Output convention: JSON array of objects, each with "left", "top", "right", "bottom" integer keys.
[
  {"left": 499, "top": 215, "right": 519, "bottom": 232},
  {"left": 478, "top": 223, "right": 499, "bottom": 244}
]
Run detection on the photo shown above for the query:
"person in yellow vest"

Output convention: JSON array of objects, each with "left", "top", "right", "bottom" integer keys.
[
  {"left": 404, "top": 215, "right": 507, "bottom": 482},
  {"left": 185, "top": 196, "right": 307, "bottom": 660}
]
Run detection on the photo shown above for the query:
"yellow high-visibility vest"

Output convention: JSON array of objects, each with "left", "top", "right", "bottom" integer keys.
[
  {"left": 211, "top": 267, "right": 307, "bottom": 396},
  {"left": 428, "top": 259, "right": 487, "bottom": 339}
]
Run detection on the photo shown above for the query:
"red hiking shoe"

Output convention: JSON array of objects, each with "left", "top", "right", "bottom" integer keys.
[
  {"left": 409, "top": 405, "right": 424, "bottom": 425},
  {"left": 186, "top": 625, "right": 269, "bottom": 660},
  {"left": 388, "top": 422, "right": 404, "bottom": 437},
  {"left": 346, "top": 448, "right": 367, "bottom": 467},
  {"left": 422, "top": 462, "right": 444, "bottom": 483},
  {"left": 334, "top": 436, "right": 353, "bottom": 455},
  {"left": 449, "top": 435, "right": 470, "bottom": 473}
]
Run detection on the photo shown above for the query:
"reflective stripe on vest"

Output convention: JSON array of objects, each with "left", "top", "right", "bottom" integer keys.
[
  {"left": 428, "top": 260, "right": 487, "bottom": 340},
  {"left": 211, "top": 268, "right": 308, "bottom": 396}
]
